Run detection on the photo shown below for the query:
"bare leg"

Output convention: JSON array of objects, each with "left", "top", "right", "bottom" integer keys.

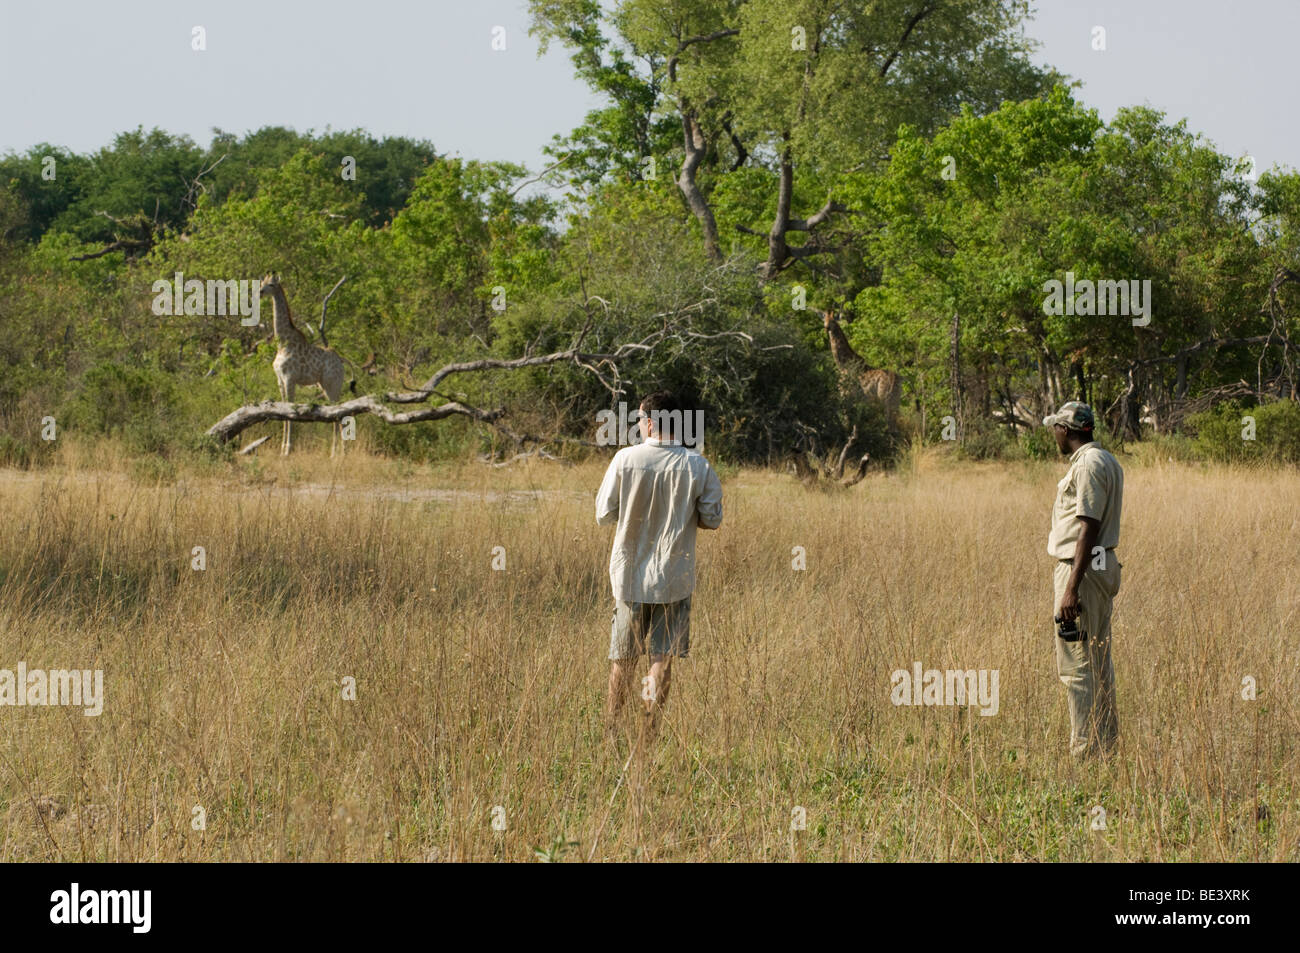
[
  {"left": 606, "top": 660, "right": 639, "bottom": 733},
  {"left": 644, "top": 655, "right": 673, "bottom": 740}
]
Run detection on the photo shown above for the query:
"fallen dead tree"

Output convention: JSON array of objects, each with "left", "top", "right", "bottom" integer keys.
[
  {"left": 208, "top": 394, "right": 508, "bottom": 443},
  {"left": 207, "top": 306, "right": 769, "bottom": 454}
]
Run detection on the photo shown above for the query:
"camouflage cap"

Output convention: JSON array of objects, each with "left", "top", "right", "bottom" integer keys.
[{"left": 1042, "top": 401, "right": 1094, "bottom": 432}]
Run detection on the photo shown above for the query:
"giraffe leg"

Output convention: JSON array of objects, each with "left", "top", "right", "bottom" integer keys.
[
  {"left": 323, "top": 383, "right": 338, "bottom": 458},
  {"left": 282, "top": 381, "right": 295, "bottom": 455},
  {"left": 324, "top": 373, "right": 345, "bottom": 458},
  {"left": 278, "top": 380, "right": 288, "bottom": 455},
  {"left": 330, "top": 389, "right": 338, "bottom": 458}
]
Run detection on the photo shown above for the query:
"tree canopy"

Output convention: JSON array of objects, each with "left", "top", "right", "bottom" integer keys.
[{"left": 1, "top": 1, "right": 1297, "bottom": 465}]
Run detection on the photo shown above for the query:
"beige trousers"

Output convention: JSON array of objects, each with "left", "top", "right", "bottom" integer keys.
[{"left": 1053, "top": 556, "right": 1121, "bottom": 759}]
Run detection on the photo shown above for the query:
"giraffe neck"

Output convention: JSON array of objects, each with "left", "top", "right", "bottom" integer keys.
[
  {"left": 825, "top": 314, "right": 870, "bottom": 371},
  {"left": 266, "top": 285, "right": 305, "bottom": 347}
]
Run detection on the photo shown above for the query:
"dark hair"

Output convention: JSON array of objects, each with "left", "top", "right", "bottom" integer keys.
[{"left": 639, "top": 390, "right": 683, "bottom": 436}]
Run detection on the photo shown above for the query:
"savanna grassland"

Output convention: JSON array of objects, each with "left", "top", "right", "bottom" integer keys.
[{"left": 0, "top": 439, "right": 1296, "bottom": 862}]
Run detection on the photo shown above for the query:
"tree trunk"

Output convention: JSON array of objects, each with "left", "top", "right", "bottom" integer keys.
[
  {"left": 1037, "top": 349, "right": 1051, "bottom": 419},
  {"left": 678, "top": 111, "right": 722, "bottom": 264},
  {"left": 950, "top": 310, "right": 963, "bottom": 441},
  {"left": 764, "top": 137, "right": 794, "bottom": 278},
  {"left": 1118, "top": 363, "right": 1144, "bottom": 440}
]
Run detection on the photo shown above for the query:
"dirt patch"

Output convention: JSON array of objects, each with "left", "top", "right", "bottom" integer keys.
[{"left": 0, "top": 468, "right": 591, "bottom": 509}]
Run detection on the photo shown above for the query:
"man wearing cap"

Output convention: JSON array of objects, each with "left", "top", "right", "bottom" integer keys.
[{"left": 1043, "top": 401, "right": 1124, "bottom": 760}]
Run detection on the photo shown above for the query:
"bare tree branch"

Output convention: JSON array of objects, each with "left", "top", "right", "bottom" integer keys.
[
  {"left": 208, "top": 396, "right": 505, "bottom": 444},
  {"left": 788, "top": 198, "right": 854, "bottom": 232},
  {"left": 878, "top": 3, "right": 937, "bottom": 78},
  {"left": 208, "top": 320, "right": 763, "bottom": 447},
  {"left": 678, "top": 27, "right": 739, "bottom": 49},
  {"left": 507, "top": 154, "right": 577, "bottom": 197},
  {"left": 68, "top": 239, "right": 149, "bottom": 262},
  {"left": 1132, "top": 334, "right": 1291, "bottom": 369},
  {"left": 317, "top": 275, "right": 348, "bottom": 346},
  {"left": 68, "top": 210, "right": 157, "bottom": 261},
  {"left": 182, "top": 152, "right": 228, "bottom": 211}
]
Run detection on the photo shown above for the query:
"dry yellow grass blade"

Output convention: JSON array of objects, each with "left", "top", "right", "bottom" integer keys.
[{"left": 0, "top": 443, "right": 1295, "bottom": 861}]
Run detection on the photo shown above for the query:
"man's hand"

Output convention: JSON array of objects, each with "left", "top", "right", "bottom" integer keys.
[{"left": 1057, "top": 586, "right": 1081, "bottom": 622}]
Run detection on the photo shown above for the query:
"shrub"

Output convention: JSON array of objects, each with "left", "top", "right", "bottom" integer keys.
[
  {"left": 1019, "top": 425, "right": 1058, "bottom": 460},
  {"left": 368, "top": 414, "right": 477, "bottom": 462},
  {"left": 1185, "top": 399, "right": 1300, "bottom": 464},
  {"left": 0, "top": 368, "right": 64, "bottom": 468},
  {"left": 61, "top": 362, "right": 183, "bottom": 455},
  {"left": 953, "top": 419, "right": 1020, "bottom": 461},
  {"left": 0, "top": 433, "right": 32, "bottom": 467}
]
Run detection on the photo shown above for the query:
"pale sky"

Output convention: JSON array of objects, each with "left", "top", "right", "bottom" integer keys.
[
  {"left": 0, "top": 0, "right": 1294, "bottom": 178},
  {"left": 1023, "top": 0, "right": 1297, "bottom": 177}
]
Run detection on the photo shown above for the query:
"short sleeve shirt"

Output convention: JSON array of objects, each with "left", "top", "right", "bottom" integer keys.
[{"left": 1047, "top": 442, "right": 1123, "bottom": 560}]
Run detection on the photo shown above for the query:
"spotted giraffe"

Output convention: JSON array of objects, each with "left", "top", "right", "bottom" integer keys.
[
  {"left": 260, "top": 274, "right": 347, "bottom": 455},
  {"left": 823, "top": 309, "right": 901, "bottom": 421}
]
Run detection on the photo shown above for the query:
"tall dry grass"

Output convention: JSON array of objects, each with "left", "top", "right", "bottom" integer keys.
[{"left": 0, "top": 439, "right": 1295, "bottom": 861}]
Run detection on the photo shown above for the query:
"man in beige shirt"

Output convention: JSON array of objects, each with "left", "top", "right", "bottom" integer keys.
[
  {"left": 1044, "top": 401, "right": 1124, "bottom": 760},
  {"left": 596, "top": 390, "right": 723, "bottom": 741}
]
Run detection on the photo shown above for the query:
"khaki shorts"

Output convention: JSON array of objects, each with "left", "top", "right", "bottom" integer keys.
[{"left": 609, "top": 597, "right": 692, "bottom": 660}]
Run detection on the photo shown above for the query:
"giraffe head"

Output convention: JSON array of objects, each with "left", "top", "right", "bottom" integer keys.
[
  {"left": 822, "top": 309, "right": 835, "bottom": 329},
  {"left": 260, "top": 273, "right": 281, "bottom": 291}
]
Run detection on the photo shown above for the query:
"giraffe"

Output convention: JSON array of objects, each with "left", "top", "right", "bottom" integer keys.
[
  {"left": 260, "top": 274, "right": 347, "bottom": 455},
  {"left": 823, "top": 309, "right": 902, "bottom": 420}
]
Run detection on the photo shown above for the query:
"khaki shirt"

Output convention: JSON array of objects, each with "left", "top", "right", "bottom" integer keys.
[
  {"left": 1048, "top": 442, "right": 1123, "bottom": 560},
  {"left": 596, "top": 438, "right": 723, "bottom": 603}
]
